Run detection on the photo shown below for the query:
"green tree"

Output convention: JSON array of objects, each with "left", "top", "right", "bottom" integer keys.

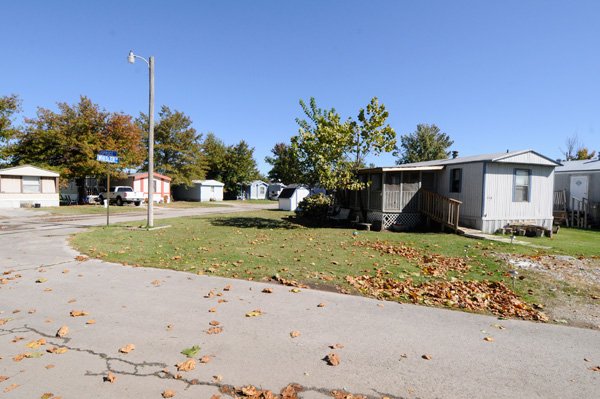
[
  {"left": 0, "top": 94, "right": 22, "bottom": 162},
  {"left": 292, "top": 97, "right": 396, "bottom": 191},
  {"left": 202, "top": 132, "right": 228, "bottom": 181},
  {"left": 394, "top": 124, "right": 453, "bottom": 164},
  {"left": 137, "top": 106, "right": 207, "bottom": 186},
  {"left": 221, "top": 140, "right": 260, "bottom": 197},
  {"left": 265, "top": 142, "right": 304, "bottom": 184},
  {"left": 7, "top": 96, "right": 145, "bottom": 180},
  {"left": 575, "top": 147, "right": 596, "bottom": 160}
]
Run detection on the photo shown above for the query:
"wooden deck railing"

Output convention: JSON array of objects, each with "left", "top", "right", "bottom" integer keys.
[
  {"left": 571, "top": 196, "right": 589, "bottom": 229},
  {"left": 419, "top": 189, "right": 462, "bottom": 232}
]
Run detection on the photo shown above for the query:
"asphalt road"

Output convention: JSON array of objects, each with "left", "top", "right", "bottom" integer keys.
[{"left": 0, "top": 205, "right": 599, "bottom": 398}]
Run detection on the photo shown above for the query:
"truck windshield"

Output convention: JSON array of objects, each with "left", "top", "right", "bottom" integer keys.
[{"left": 117, "top": 187, "right": 133, "bottom": 192}]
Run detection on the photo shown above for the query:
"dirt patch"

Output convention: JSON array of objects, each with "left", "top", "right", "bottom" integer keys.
[{"left": 495, "top": 253, "right": 600, "bottom": 329}]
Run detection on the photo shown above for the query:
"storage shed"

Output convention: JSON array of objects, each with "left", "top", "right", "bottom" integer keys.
[
  {"left": 554, "top": 158, "right": 600, "bottom": 225},
  {"left": 278, "top": 186, "right": 310, "bottom": 211},
  {"left": 172, "top": 180, "right": 224, "bottom": 202},
  {"left": 244, "top": 180, "right": 269, "bottom": 200},
  {"left": 0, "top": 165, "right": 59, "bottom": 208},
  {"left": 113, "top": 172, "right": 171, "bottom": 203},
  {"left": 353, "top": 150, "right": 559, "bottom": 233},
  {"left": 267, "top": 182, "right": 286, "bottom": 200}
]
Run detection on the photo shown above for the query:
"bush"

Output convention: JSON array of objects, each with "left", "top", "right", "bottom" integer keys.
[{"left": 295, "top": 193, "right": 332, "bottom": 219}]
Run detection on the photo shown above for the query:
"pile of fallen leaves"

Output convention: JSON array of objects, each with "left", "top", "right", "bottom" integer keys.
[
  {"left": 271, "top": 274, "right": 308, "bottom": 288},
  {"left": 220, "top": 384, "right": 303, "bottom": 399},
  {"left": 346, "top": 271, "right": 548, "bottom": 321},
  {"left": 353, "top": 240, "right": 471, "bottom": 276}
]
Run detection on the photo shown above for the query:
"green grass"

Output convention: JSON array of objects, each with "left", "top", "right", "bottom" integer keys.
[
  {"left": 158, "top": 201, "right": 231, "bottom": 209},
  {"left": 70, "top": 211, "right": 600, "bottom": 317},
  {"left": 229, "top": 199, "right": 276, "bottom": 204}
]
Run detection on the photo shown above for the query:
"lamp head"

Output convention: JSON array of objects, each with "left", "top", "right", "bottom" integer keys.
[{"left": 127, "top": 50, "right": 135, "bottom": 64}]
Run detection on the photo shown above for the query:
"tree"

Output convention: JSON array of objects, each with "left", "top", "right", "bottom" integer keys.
[
  {"left": 0, "top": 94, "right": 22, "bottom": 162},
  {"left": 202, "top": 132, "right": 228, "bottom": 181},
  {"left": 265, "top": 142, "right": 304, "bottom": 184},
  {"left": 394, "top": 124, "right": 453, "bottom": 164},
  {"left": 137, "top": 106, "right": 206, "bottom": 186},
  {"left": 292, "top": 97, "right": 396, "bottom": 191},
  {"left": 561, "top": 134, "right": 596, "bottom": 160},
  {"left": 7, "top": 96, "right": 145, "bottom": 181},
  {"left": 221, "top": 140, "right": 260, "bottom": 197}
]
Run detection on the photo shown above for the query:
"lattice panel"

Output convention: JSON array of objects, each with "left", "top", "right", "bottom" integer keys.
[{"left": 381, "top": 213, "right": 422, "bottom": 230}]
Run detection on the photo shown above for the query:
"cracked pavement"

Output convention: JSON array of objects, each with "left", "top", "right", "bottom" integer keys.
[{"left": 1, "top": 205, "right": 599, "bottom": 398}]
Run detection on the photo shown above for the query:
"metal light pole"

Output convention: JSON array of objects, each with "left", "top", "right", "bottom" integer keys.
[{"left": 128, "top": 50, "right": 155, "bottom": 228}]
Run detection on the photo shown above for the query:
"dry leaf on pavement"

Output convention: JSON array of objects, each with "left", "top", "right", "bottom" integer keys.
[
  {"left": 176, "top": 359, "right": 196, "bottom": 372},
  {"left": 245, "top": 309, "right": 263, "bottom": 317},
  {"left": 56, "top": 326, "right": 69, "bottom": 338},
  {"left": 3, "top": 383, "right": 19, "bottom": 393},
  {"left": 325, "top": 353, "right": 340, "bottom": 366},
  {"left": 200, "top": 355, "right": 212, "bottom": 364},
  {"left": 70, "top": 310, "right": 89, "bottom": 317},
  {"left": 209, "top": 320, "right": 220, "bottom": 326},
  {"left": 119, "top": 344, "right": 135, "bottom": 354},
  {"left": 47, "top": 347, "right": 68, "bottom": 354},
  {"left": 104, "top": 372, "right": 117, "bottom": 383},
  {"left": 212, "top": 375, "right": 223, "bottom": 383},
  {"left": 0, "top": 376, "right": 8, "bottom": 382},
  {"left": 86, "top": 319, "right": 96, "bottom": 325},
  {"left": 223, "top": 284, "right": 231, "bottom": 291},
  {"left": 483, "top": 337, "right": 495, "bottom": 342},
  {"left": 422, "top": 354, "right": 432, "bottom": 360},
  {"left": 162, "top": 390, "right": 176, "bottom": 398},
  {"left": 317, "top": 303, "right": 326, "bottom": 307},
  {"left": 281, "top": 384, "right": 303, "bottom": 399},
  {"left": 208, "top": 307, "right": 217, "bottom": 313},
  {"left": 262, "top": 288, "right": 273, "bottom": 293},
  {"left": 290, "top": 331, "right": 301, "bottom": 338},
  {"left": 207, "top": 327, "right": 223, "bottom": 335}
]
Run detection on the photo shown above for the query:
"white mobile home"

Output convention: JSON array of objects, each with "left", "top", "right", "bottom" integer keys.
[
  {"left": 173, "top": 180, "right": 224, "bottom": 202},
  {"left": 554, "top": 158, "right": 600, "bottom": 225},
  {"left": 278, "top": 186, "right": 310, "bottom": 211},
  {"left": 354, "top": 150, "right": 559, "bottom": 233},
  {"left": 244, "top": 180, "right": 269, "bottom": 200},
  {"left": 0, "top": 165, "right": 59, "bottom": 208}
]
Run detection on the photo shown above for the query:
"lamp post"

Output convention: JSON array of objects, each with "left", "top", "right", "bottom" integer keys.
[{"left": 128, "top": 50, "right": 155, "bottom": 228}]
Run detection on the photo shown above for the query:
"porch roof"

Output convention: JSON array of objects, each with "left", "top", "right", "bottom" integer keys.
[{"left": 358, "top": 165, "right": 444, "bottom": 173}]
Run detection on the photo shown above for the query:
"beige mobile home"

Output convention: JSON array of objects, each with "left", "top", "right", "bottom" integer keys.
[
  {"left": 0, "top": 165, "right": 59, "bottom": 208},
  {"left": 353, "top": 150, "right": 558, "bottom": 233}
]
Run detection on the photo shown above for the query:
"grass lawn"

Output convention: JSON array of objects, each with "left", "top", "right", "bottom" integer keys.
[
  {"left": 158, "top": 201, "right": 231, "bottom": 209},
  {"left": 70, "top": 210, "right": 600, "bottom": 322},
  {"left": 229, "top": 199, "right": 276, "bottom": 205}
]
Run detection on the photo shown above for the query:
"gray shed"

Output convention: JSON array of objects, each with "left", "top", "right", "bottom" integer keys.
[
  {"left": 353, "top": 150, "right": 559, "bottom": 233},
  {"left": 172, "top": 180, "right": 224, "bottom": 202},
  {"left": 554, "top": 158, "right": 600, "bottom": 224},
  {"left": 244, "top": 180, "right": 269, "bottom": 200}
]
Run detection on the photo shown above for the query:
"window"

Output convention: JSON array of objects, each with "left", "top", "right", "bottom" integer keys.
[
  {"left": 259, "top": 186, "right": 265, "bottom": 195},
  {"left": 449, "top": 169, "right": 462, "bottom": 193},
  {"left": 22, "top": 176, "right": 41, "bottom": 193},
  {"left": 514, "top": 169, "right": 530, "bottom": 202}
]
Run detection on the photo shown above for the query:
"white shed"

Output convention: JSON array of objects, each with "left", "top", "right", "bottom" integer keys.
[
  {"left": 245, "top": 180, "right": 269, "bottom": 200},
  {"left": 0, "top": 165, "right": 59, "bottom": 208},
  {"left": 173, "top": 180, "right": 224, "bottom": 202},
  {"left": 278, "top": 186, "right": 310, "bottom": 211}
]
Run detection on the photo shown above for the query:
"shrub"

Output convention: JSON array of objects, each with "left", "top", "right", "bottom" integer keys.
[{"left": 295, "top": 193, "right": 332, "bottom": 219}]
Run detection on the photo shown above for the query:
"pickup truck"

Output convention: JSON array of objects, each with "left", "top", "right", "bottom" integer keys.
[{"left": 99, "top": 186, "right": 144, "bottom": 206}]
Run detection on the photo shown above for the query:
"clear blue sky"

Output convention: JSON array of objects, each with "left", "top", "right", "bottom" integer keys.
[{"left": 2, "top": 0, "right": 599, "bottom": 174}]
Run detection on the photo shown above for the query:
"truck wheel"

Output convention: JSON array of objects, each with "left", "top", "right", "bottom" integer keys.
[
  {"left": 134, "top": 201, "right": 141, "bottom": 206},
  {"left": 116, "top": 197, "right": 124, "bottom": 206}
]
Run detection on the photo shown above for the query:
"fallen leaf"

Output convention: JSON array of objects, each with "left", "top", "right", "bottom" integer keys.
[
  {"left": 162, "top": 390, "right": 176, "bottom": 398},
  {"left": 180, "top": 345, "right": 201, "bottom": 358},
  {"left": 422, "top": 354, "right": 432, "bottom": 360},
  {"left": 290, "top": 331, "right": 301, "bottom": 338},
  {"left": 330, "top": 343, "right": 344, "bottom": 349},
  {"left": 217, "top": 299, "right": 228, "bottom": 304},
  {"left": 86, "top": 319, "right": 96, "bottom": 325},
  {"left": 3, "top": 383, "right": 19, "bottom": 393},
  {"left": 483, "top": 336, "right": 495, "bottom": 342},
  {"left": 0, "top": 318, "right": 9, "bottom": 325},
  {"left": 241, "top": 386, "right": 258, "bottom": 396},
  {"left": 151, "top": 280, "right": 161, "bottom": 287},
  {"left": 245, "top": 309, "right": 263, "bottom": 317},
  {"left": 41, "top": 393, "right": 55, "bottom": 399},
  {"left": 119, "top": 344, "right": 135, "bottom": 354},
  {"left": 223, "top": 284, "right": 231, "bottom": 291},
  {"left": 262, "top": 288, "right": 273, "bottom": 293},
  {"left": 317, "top": 303, "right": 326, "bottom": 307},
  {"left": 281, "top": 384, "right": 303, "bottom": 399},
  {"left": 208, "top": 307, "right": 217, "bottom": 313},
  {"left": 45, "top": 364, "right": 55, "bottom": 369},
  {"left": 12, "top": 336, "right": 25, "bottom": 343},
  {"left": 212, "top": 375, "right": 223, "bottom": 383},
  {"left": 200, "top": 355, "right": 212, "bottom": 364},
  {"left": 209, "top": 320, "right": 220, "bottom": 326},
  {"left": 0, "top": 376, "right": 8, "bottom": 382},
  {"left": 26, "top": 338, "right": 47, "bottom": 349},
  {"left": 47, "top": 347, "right": 68, "bottom": 354},
  {"left": 166, "top": 324, "right": 173, "bottom": 331},
  {"left": 590, "top": 366, "right": 600, "bottom": 372},
  {"left": 325, "top": 353, "right": 340, "bottom": 366},
  {"left": 289, "top": 288, "right": 301, "bottom": 293},
  {"left": 26, "top": 351, "right": 44, "bottom": 358},
  {"left": 70, "top": 310, "right": 89, "bottom": 317},
  {"left": 67, "top": 298, "right": 76, "bottom": 303},
  {"left": 205, "top": 290, "right": 216, "bottom": 298},
  {"left": 35, "top": 278, "right": 48, "bottom": 283},
  {"left": 28, "top": 309, "right": 36, "bottom": 314},
  {"left": 176, "top": 359, "right": 196, "bottom": 372},
  {"left": 43, "top": 288, "right": 53, "bottom": 292},
  {"left": 75, "top": 255, "right": 89, "bottom": 262},
  {"left": 210, "top": 395, "right": 221, "bottom": 399},
  {"left": 104, "top": 372, "right": 117, "bottom": 383},
  {"left": 207, "top": 327, "right": 223, "bottom": 335},
  {"left": 13, "top": 353, "right": 26, "bottom": 362},
  {"left": 62, "top": 269, "right": 70, "bottom": 274}
]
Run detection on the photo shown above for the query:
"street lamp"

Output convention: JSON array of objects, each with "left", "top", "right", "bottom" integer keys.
[{"left": 128, "top": 50, "right": 155, "bottom": 228}]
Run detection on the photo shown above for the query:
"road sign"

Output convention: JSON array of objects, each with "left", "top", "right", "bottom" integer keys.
[{"left": 97, "top": 150, "right": 119, "bottom": 164}]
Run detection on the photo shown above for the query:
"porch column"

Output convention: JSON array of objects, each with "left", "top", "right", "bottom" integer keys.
[{"left": 382, "top": 171, "right": 386, "bottom": 212}]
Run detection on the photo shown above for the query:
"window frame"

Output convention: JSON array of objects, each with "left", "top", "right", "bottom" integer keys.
[
  {"left": 449, "top": 168, "right": 462, "bottom": 193},
  {"left": 513, "top": 168, "right": 531, "bottom": 202},
  {"left": 22, "top": 176, "right": 41, "bottom": 193}
]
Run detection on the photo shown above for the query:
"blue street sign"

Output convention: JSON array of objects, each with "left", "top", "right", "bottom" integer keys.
[{"left": 97, "top": 150, "right": 119, "bottom": 164}]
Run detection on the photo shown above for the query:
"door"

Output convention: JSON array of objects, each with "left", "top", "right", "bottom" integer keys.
[{"left": 570, "top": 175, "right": 588, "bottom": 200}]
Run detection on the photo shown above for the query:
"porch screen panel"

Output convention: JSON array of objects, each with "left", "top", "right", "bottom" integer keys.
[
  {"left": 402, "top": 172, "right": 419, "bottom": 212},
  {"left": 369, "top": 173, "right": 383, "bottom": 210},
  {"left": 384, "top": 173, "right": 401, "bottom": 210}
]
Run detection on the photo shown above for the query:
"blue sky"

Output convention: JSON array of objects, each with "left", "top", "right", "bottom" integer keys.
[{"left": 2, "top": 0, "right": 599, "bottom": 174}]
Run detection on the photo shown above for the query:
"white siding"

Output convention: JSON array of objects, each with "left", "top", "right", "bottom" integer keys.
[
  {"left": 1, "top": 176, "right": 21, "bottom": 193},
  {"left": 496, "top": 152, "right": 557, "bottom": 166},
  {"left": 436, "top": 161, "right": 484, "bottom": 229},
  {"left": 41, "top": 178, "right": 56, "bottom": 193},
  {"left": 173, "top": 183, "right": 223, "bottom": 202},
  {"left": 482, "top": 163, "right": 554, "bottom": 231},
  {"left": 554, "top": 172, "right": 600, "bottom": 204}
]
